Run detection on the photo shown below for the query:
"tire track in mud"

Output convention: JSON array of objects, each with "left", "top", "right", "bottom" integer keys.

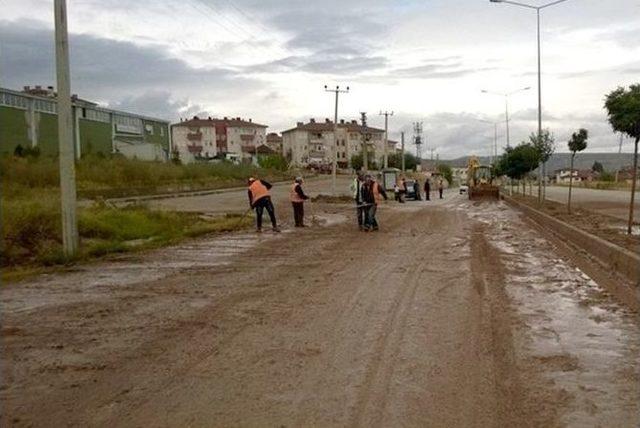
[
  {"left": 470, "top": 223, "right": 562, "bottom": 428},
  {"left": 349, "top": 258, "right": 425, "bottom": 427}
]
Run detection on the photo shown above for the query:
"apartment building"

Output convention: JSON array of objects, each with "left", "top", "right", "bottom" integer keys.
[
  {"left": 282, "top": 118, "right": 386, "bottom": 168},
  {"left": 171, "top": 116, "right": 267, "bottom": 163}
]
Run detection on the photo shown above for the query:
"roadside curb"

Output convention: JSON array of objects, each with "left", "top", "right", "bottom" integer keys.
[
  {"left": 502, "top": 195, "right": 640, "bottom": 292},
  {"left": 102, "top": 176, "right": 324, "bottom": 204}
]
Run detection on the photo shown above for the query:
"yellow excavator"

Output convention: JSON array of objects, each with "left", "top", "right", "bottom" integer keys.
[{"left": 467, "top": 156, "right": 499, "bottom": 200}]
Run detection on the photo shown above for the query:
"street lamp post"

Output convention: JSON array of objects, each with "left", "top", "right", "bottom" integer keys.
[
  {"left": 489, "top": 0, "right": 570, "bottom": 201},
  {"left": 324, "top": 85, "right": 349, "bottom": 196},
  {"left": 481, "top": 86, "right": 530, "bottom": 148}
]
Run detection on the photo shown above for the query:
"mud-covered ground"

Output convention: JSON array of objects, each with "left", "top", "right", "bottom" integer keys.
[{"left": 2, "top": 194, "right": 639, "bottom": 427}]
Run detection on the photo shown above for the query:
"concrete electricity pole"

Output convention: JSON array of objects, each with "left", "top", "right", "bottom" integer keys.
[
  {"left": 54, "top": 0, "right": 79, "bottom": 256},
  {"left": 401, "top": 131, "right": 405, "bottom": 172},
  {"left": 360, "top": 112, "right": 368, "bottom": 172},
  {"left": 379, "top": 110, "right": 394, "bottom": 169},
  {"left": 324, "top": 85, "right": 349, "bottom": 196}
]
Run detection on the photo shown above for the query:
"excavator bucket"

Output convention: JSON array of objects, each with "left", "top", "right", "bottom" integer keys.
[{"left": 469, "top": 185, "right": 500, "bottom": 201}]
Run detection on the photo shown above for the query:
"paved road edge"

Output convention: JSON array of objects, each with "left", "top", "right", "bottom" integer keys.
[{"left": 502, "top": 195, "right": 640, "bottom": 307}]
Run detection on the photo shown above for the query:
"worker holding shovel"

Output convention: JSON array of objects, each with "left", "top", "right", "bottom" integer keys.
[
  {"left": 247, "top": 177, "right": 280, "bottom": 233},
  {"left": 290, "top": 177, "right": 310, "bottom": 227}
]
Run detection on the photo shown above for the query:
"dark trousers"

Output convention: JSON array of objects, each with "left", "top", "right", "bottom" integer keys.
[
  {"left": 425, "top": 188, "right": 430, "bottom": 200},
  {"left": 292, "top": 202, "right": 304, "bottom": 226},
  {"left": 254, "top": 197, "right": 277, "bottom": 229},
  {"left": 356, "top": 202, "right": 366, "bottom": 228},
  {"left": 439, "top": 188, "right": 443, "bottom": 199},
  {"left": 366, "top": 204, "right": 378, "bottom": 230}
]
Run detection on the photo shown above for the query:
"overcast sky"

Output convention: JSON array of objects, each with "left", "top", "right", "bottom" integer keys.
[{"left": 1, "top": 0, "right": 639, "bottom": 158}]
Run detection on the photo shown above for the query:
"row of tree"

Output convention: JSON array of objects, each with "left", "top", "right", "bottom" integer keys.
[{"left": 494, "top": 83, "right": 639, "bottom": 234}]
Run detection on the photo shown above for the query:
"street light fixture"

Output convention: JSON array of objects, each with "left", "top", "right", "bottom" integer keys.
[
  {"left": 324, "top": 84, "right": 349, "bottom": 196},
  {"left": 489, "top": 0, "right": 570, "bottom": 200},
  {"left": 481, "top": 86, "right": 530, "bottom": 148}
]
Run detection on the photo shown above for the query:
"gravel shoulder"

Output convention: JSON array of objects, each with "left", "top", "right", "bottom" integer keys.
[{"left": 2, "top": 196, "right": 638, "bottom": 427}]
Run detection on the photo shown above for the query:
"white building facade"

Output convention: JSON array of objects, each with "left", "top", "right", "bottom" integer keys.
[
  {"left": 171, "top": 116, "right": 267, "bottom": 163},
  {"left": 282, "top": 119, "right": 386, "bottom": 168}
]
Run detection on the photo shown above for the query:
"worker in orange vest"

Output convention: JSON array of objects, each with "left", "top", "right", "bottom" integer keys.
[
  {"left": 247, "top": 177, "right": 280, "bottom": 233},
  {"left": 290, "top": 177, "right": 309, "bottom": 227}
]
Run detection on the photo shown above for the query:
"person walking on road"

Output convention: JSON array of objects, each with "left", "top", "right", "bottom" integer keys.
[
  {"left": 424, "top": 178, "right": 431, "bottom": 201},
  {"left": 248, "top": 177, "right": 280, "bottom": 233},
  {"left": 413, "top": 180, "right": 421, "bottom": 201},
  {"left": 290, "top": 177, "right": 309, "bottom": 227},
  {"left": 350, "top": 173, "right": 366, "bottom": 231},
  {"left": 438, "top": 178, "right": 444, "bottom": 199},
  {"left": 362, "top": 175, "right": 387, "bottom": 231}
]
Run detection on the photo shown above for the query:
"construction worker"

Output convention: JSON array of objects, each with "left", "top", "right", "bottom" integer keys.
[
  {"left": 362, "top": 175, "right": 387, "bottom": 231},
  {"left": 350, "top": 173, "right": 365, "bottom": 230},
  {"left": 247, "top": 177, "right": 280, "bottom": 233},
  {"left": 290, "top": 177, "right": 309, "bottom": 227},
  {"left": 413, "top": 180, "right": 421, "bottom": 201}
]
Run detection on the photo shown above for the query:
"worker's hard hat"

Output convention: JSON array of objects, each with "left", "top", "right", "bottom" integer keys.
[
  {"left": 295, "top": 176, "right": 303, "bottom": 183},
  {"left": 248, "top": 177, "right": 256, "bottom": 183}
]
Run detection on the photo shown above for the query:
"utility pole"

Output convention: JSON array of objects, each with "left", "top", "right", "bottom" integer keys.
[
  {"left": 360, "top": 112, "right": 368, "bottom": 172},
  {"left": 55, "top": 0, "right": 79, "bottom": 256},
  {"left": 413, "top": 122, "right": 423, "bottom": 160},
  {"left": 379, "top": 110, "right": 393, "bottom": 169},
  {"left": 400, "top": 131, "right": 405, "bottom": 172},
  {"left": 324, "top": 85, "right": 349, "bottom": 195}
]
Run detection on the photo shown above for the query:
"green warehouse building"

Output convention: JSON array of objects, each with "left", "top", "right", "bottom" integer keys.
[{"left": 0, "top": 86, "right": 171, "bottom": 160}]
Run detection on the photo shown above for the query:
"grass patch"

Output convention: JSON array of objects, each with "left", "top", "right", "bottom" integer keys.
[
  {"left": 1, "top": 155, "right": 293, "bottom": 199},
  {"left": 1, "top": 192, "right": 253, "bottom": 273}
]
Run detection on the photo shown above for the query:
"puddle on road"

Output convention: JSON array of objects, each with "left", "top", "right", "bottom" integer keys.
[{"left": 467, "top": 202, "right": 640, "bottom": 426}]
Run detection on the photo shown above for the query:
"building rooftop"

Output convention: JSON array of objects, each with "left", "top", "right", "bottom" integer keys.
[
  {"left": 173, "top": 116, "right": 267, "bottom": 128},
  {"left": 282, "top": 118, "right": 384, "bottom": 134}
]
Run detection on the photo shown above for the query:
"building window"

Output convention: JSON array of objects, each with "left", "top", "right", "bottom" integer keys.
[
  {"left": 84, "top": 108, "right": 110, "bottom": 122},
  {"left": 0, "top": 92, "right": 29, "bottom": 109},
  {"left": 160, "top": 127, "right": 165, "bottom": 137}
]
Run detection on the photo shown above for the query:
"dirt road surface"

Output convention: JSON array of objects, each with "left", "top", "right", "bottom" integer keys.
[
  {"left": 2, "top": 194, "right": 639, "bottom": 427},
  {"left": 544, "top": 186, "right": 640, "bottom": 222}
]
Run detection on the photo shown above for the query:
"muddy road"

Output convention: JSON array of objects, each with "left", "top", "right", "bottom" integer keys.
[{"left": 2, "top": 195, "right": 639, "bottom": 427}]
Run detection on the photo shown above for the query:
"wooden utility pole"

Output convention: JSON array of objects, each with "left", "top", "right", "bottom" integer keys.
[
  {"left": 379, "top": 110, "right": 393, "bottom": 169},
  {"left": 324, "top": 85, "right": 349, "bottom": 195},
  {"left": 360, "top": 112, "right": 368, "bottom": 172},
  {"left": 401, "top": 131, "right": 405, "bottom": 172},
  {"left": 54, "top": 0, "right": 79, "bottom": 256}
]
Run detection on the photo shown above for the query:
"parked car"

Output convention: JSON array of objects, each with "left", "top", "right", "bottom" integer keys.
[
  {"left": 404, "top": 180, "right": 418, "bottom": 200},
  {"left": 459, "top": 184, "right": 469, "bottom": 195}
]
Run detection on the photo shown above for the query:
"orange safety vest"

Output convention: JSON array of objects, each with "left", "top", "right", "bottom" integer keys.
[
  {"left": 290, "top": 183, "right": 304, "bottom": 203},
  {"left": 249, "top": 180, "right": 270, "bottom": 204},
  {"left": 373, "top": 182, "right": 383, "bottom": 204}
]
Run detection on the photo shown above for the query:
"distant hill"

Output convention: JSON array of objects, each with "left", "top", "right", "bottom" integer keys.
[{"left": 444, "top": 153, "right": 636, "bottom": 173}]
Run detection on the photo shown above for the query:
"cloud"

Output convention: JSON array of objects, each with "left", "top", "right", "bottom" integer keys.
[{"left": 0, "top": 19, "right": 263, "bottom": 120}]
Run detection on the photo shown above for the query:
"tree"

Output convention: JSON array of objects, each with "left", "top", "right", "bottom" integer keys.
[
  {"left": 530, "top": 129, "right": 555, "bottom": 202},
  {"left": 605, "top": 84, "right": 640, "bottom": 234},
  {"left": 591, "top": 161, "right": 604, "bottom": 173},
  {"left": 350, "top": 153, "right": 377, "bottom": 171},
  {"left": 437, "top": 163, "right": 453, "bottom": 185},
  {"left": 496, "top": 143, "right": 541, "bottom": 195},
  {"left": 567, "top": 128, "right": 588, "bottom": 214},
  {"left": 388, "top": 152, "right": 418, "bottom": 171}
]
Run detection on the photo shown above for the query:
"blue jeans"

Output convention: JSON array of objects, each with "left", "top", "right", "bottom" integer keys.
[{"left": 254, "top": 197, "right": 277, "bottom": 229}]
